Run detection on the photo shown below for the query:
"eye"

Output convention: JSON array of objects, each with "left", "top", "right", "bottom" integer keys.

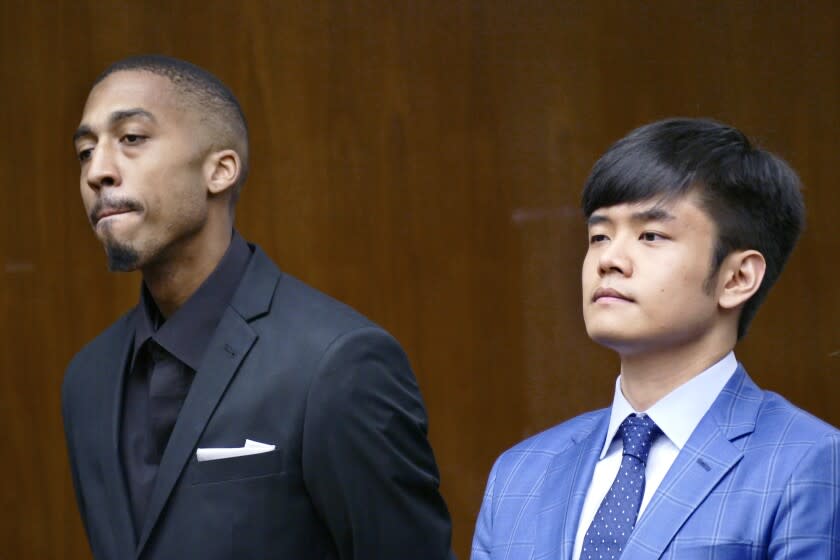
[
  {"left": 121, "top": 134, "right": 147, "bottom": 145},
  {"left": 640, "top": 231, "right": 666, "bottom": 242},
  {"left": 77, "top": 148, "right": 93, "bottom": 163},
  {"left": 589, "top": 233, "right": 609, "bottom": 244}
]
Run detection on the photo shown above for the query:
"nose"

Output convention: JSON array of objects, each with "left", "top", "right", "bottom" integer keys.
[
  {"left": 84, "top": 143, "right": 121, "bottom": 190},
  {"left": 597, "top": 237, "right": 632, "bottom": 277}
]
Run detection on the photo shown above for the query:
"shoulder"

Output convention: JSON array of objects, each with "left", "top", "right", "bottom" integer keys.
[
  {"left": 64, "top": 311, "right": 134, "bottom": 375},
  {"left": 65, "top": 311, "right": 134, "bottom": 370},
  {"left": 726, "top": 374, "right": 840, "bottom": 489},
  {"left": 62, "top": 309, "right": 135, "bottom": 407},
  {"left": 241, "top": 255, "right": 411, "bottom": 390},
  {"left": 501, "top": 409, "right": 606, "bottom": 458},
  {"left": 272, "top": 271, "right": 380, "bottom": 333},
  {"left": 251, "top": 261, "right": 403, "bottom": 368},
  {"left": 716, "top": 367, "right": 838, "bottom": 447},
  {"left": 752, "top": 388, "right": 839, "bottom": 445},
  {"left": 488, "top": 409, "right": 606, "bottom": 487},
  {"left": 245, "top": 247, "right": 383, "bottom": 339}
]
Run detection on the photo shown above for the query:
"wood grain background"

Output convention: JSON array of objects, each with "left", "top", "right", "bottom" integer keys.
[{"left": 1, "top": 1, "right": 837, "bottom": 558}]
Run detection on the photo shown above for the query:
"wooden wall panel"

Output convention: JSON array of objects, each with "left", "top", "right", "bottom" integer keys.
[{"left": 0, "top": 1, "right": 837, "bottom": 558}]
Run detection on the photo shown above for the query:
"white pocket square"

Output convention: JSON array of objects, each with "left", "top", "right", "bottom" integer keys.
[{"left": 196, "top": 439, "right": 276, "bottom": 462}]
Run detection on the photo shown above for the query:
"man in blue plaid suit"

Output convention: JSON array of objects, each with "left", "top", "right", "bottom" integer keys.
[{"left": 472, "top": 118, "right": 840, "bottom": 559}]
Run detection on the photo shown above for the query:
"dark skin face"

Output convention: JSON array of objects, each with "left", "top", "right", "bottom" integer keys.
[{"left": 74, "top": 70, "right": 241, "bottom": 315}]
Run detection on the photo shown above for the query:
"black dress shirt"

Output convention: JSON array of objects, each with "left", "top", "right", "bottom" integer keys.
[{"left": 120, "top": 231, "right": 252, "bottom": 537}]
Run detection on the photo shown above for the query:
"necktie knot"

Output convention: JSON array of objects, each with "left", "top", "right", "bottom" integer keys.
[{"left": 618, "top": 414, "right": 660, "bottom": 464}]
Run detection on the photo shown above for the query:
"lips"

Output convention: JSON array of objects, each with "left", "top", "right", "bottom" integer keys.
[
  {"left": 592, "top": 287, "right": 634, "bottom": 302},
  {"left": 96, "top": 208, "right": 133, "bottom": 222},
  {"left": 89, "top": 198, "right": 142, "bottom": 226}
]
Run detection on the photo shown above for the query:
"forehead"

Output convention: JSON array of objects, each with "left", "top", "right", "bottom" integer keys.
[{"left": 80, "top": 70, "right": 189, "bottom": 128}]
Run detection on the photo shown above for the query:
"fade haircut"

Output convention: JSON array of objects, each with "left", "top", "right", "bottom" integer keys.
[
  {"left": 94, "top": 54, "right": 249, "bottom": 203},
  {"left": 581, "top": 118, "right": 805, "bottom": 339}
]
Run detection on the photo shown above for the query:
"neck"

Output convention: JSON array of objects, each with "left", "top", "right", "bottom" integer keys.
[
  {"left": 142, "top": 223, "right": 232, "bottom": 318},
  {"left": 618, "top": 330, "right": 735, "bottom": 411}
]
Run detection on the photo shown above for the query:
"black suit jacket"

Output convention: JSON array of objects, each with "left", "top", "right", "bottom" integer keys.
[{"left": 62, "top": 246, "right": 453, "bottom": 559}]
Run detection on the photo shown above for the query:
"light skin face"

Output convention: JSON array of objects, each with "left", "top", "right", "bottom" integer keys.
[
  {"left": 74, "top": 70, "right": 241, "bottom": 316},
  {"left": 581, "top": 194, "right": 765, "bottom": 410}
]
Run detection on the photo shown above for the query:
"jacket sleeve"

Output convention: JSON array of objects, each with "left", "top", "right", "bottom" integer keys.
[
  {"left": 61, "top": 368, "right": 94, "bottom": 553},
  {"left": 471, "top": 458, "right": 500, "bottom": 560},
  {"left": 302, "top": 326, "right": 453, "bottom": 559},
  {"left": 769, "top": 431, "right": 840, "bottom": 559}
]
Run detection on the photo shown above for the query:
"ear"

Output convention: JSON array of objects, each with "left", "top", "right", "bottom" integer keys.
[
  {"left": 204, "top": 149, "right": 241, "bottom": 196},
  {"left": 717, "top": 250, "right": 766, "bottom": 310}
]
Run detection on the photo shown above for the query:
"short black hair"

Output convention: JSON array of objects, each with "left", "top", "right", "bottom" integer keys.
[
  {"left": 581, "top": 118, "right": 805, "bottom": 339},
  {"left": 94, "top": 54, "right": 249, "bottom": 201}
]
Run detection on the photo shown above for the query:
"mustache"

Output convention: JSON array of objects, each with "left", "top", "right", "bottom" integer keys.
[{"left": 89, "top": 197, "right": 143, "bottom": 225}]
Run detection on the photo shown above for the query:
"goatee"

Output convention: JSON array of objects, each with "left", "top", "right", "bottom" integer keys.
[{"left": 105, "top": 241, "right": 140, "bottom": 271}]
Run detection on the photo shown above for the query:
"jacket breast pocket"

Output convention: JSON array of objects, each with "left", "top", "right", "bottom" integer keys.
[{"left": 187, "top": 448, "right": 284, "bottom": 486}]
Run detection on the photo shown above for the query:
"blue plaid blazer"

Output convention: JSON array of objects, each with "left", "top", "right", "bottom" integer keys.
[{"left": 472, "top": 366, "right": 840, "bottom": 559}]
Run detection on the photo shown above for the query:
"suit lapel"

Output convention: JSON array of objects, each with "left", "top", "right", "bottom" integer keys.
[
  {"left": 99, "top": 313, "right": 139, "bottom": 555},
  {"left": 622, "top": 367, "right": 761, "bottom": 559},
  {"left": 535, "top": 412, "right": 608, "bottom": 560},
  {"left": 134, "top": 307, "right": 256, "bottom": 555},
  {"left": 134, "top": 248, "right": 279, "bottom": 557}
]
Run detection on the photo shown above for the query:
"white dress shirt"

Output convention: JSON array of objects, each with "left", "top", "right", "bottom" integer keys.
[{"left": 572, "top": 352, "right": 738, "bottom": 560}]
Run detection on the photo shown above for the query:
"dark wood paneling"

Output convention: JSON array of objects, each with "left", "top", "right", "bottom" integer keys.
[{"left": 1, "top": 1, "right": 837, "bottom": 558}]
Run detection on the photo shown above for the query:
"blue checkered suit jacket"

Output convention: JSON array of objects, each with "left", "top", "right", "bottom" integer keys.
[{"left": 472, "top": 366, "right": 840, "bottom": 559}]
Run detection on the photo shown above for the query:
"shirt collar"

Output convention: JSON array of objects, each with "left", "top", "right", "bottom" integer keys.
[
  {"left": 600, "top": 351, "right": 738, "bottom": 459},
  {"left": 132, "top": 230, "right": 252, "bottom": 371}
]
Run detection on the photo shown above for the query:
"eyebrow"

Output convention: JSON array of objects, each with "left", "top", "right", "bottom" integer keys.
[
  {"left": 72, "top": 108, "right": 156, "bottom": 143},
  {"left": 632, "top": 207, "right": 675, "bottom": 222},
  {"left": 587, "top": 206, "right": 676, "bottom": 227}
]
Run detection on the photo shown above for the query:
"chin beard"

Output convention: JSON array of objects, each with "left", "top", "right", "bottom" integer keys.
[{"left": 104, "top": 241, "right": 141, "bottom": 272}]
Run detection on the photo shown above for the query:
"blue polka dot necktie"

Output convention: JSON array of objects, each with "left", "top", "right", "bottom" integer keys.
[{"left": 581, "top": 413, "right": 661, "bottom": 559}]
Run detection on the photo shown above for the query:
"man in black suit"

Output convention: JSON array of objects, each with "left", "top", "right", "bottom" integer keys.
[{"left": 63, "top": 55, "right": 453, "bottom": 560}]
